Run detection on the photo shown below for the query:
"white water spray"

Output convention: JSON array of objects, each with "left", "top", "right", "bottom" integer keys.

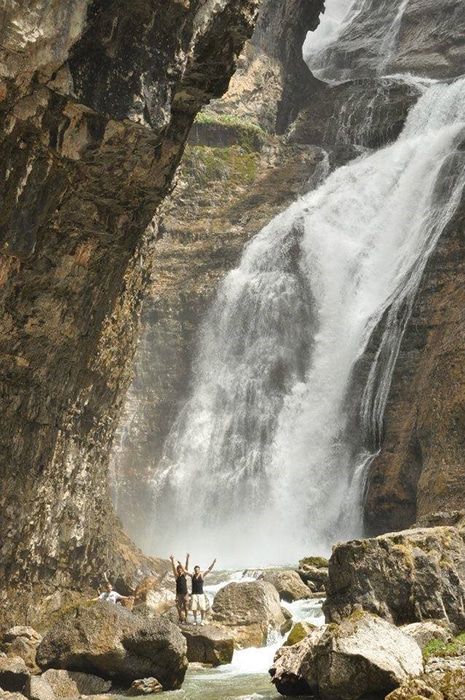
[
  {"left": 304, "top": 0, "right": 412, "bottom": 82},
  {"left": 150, "top": 77, "right": 465, "bottom": 567}
]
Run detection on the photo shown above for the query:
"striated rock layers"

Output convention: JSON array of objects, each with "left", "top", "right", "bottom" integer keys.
[{"left": 0, "top": 0, "right": 258, "bottom": 627}]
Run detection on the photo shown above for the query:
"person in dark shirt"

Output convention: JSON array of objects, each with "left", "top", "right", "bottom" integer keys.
[
  {"left": 186, "top": 556, "right": 216, "bottom": 625},
  {"left": 170, "top": 553, "right": 190, "bottom": 624}
]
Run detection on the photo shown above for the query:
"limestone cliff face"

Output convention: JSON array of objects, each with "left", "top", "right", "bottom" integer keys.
[
  {"left": 364, "top": 199, "right": 465, "bottom": 535},
  {"left": 0, "top": 0, "right": 258, "bottom": 627}
]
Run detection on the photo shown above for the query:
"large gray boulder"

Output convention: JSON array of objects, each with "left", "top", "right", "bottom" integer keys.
[
  {"left": 260, "top": 569, "right": 311, "bottom": 602},
  {"left": 271, "top": 611, "right": 423, "bottom": 700},
  {"left": 180, "top": 625, "right": 234, "bottom": 666},
  {"left": 211, "top": 581, "right": 286, "bottom": 648},
  {"left": 36, "top": 603, "right": 187, "bottom": 690},
  {"left": 324, "top": 527, "right": 465, "bottom": 628}
]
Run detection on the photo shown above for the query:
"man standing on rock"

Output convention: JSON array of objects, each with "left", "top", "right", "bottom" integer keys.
[
  {"left": 186, "top": 556, "right": 216, "bottom": 626},
  {"left": 170, "top": 554, "right": 190, "bottom": 624}
]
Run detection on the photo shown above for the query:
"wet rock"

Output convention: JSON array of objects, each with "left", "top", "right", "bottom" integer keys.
[
  {"left": 0, "top": 0, "right": 259, "bottom": 630},
  {"left": 323, "top": 527, "right": 465, "bottom": 628},
  {"left": 260, "top": 569, "right": 312, "bottom": 602},
  {"left": 288, "top": 78, "right": 419, "bottom": 152},
  {"left": 36, "top": 603, "right": 187, "bottom": 690},
  {"left": 297, "top": 557, "right": 329, "bottom": 592},
  {"left": 270, "top": 626, "right": 325, "bottom": 697},
  {"left": 211, "top": 581, "right": 286, "bottom": 648},
  {"left": 180, "top": 625, "right": 234, "bottom": 666}
]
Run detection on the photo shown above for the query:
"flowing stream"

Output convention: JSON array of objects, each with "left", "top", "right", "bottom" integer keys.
[{"left": 166, "top": 570, "right": 325, "bottom": 700}]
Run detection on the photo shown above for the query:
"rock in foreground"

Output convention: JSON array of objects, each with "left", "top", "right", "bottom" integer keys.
[
  {"left": 36, "top": 603, "right": 187, "bottom": 690},
  {"left": 211, "top": 581, "right": 286, "bottom": 648},
  {"left": 180, "top": 625, "right": 234, "bottom": 666},
  {"left": 324, "top": 527, "right": 465, "bottom": 628},
  {"left": 271, "top": 611, "right": 423, "bottom": 700}
]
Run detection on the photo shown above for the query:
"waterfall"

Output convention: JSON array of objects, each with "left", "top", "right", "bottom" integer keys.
[
  {"left": 304, "top": 0, "right": 412, "bottom": 83},
  {"left": 150, "top": 77, "right": 465, "bottom": 567}
]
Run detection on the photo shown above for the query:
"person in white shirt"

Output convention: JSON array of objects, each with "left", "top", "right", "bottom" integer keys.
[{"left": 96, "top": 582, "right": 133, "bottom": 605}]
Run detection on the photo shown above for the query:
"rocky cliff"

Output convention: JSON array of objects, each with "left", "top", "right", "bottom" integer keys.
[{"left": 0, "top": 0, "right": 258, "bottom": 628}]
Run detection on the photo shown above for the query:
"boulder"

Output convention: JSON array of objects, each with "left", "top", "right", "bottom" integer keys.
[
  {"left": 283, "top": 622, "right": 316, "bottom": 647},
  {"left": 2, "top": 629, "right": 42, "bottom": 673},
  {"left": 271, "top": 612, "right": 423, "bottom": 700},
  {"left": 23, "top": 676, "right": 55, "bottom": 700},
  {"left": 42, "top": 669, "right": 111, "bottom": 696},
  {"left": 211, "top": 581, "right": 286, "bottom": 649},
  {"left": 126, "top": 677, "right": 162, "bottom": 695},
  {"left": 0, "top": 657, "right": 30, "bottom": 693},
  {"left": 0, "top": 693, "right": 28, "bottom": 700},
  {"left": 297, "top": 557, "right": 329, "bottom": 592},
  {"left": 180, "top": 625, "right": 234, "bottom": 666},
  {"left": 317, "top": 613, "right": 423, "bottom": 700},
  {"left": 260, "top": 570, "right": 311, "bottom": 602},
  {"left": 423, "top": 656, "right": 465, "bottom": 700},
  {"left": 270, "top": 626, "right": 325, "bottom": 696},
  {"left": 385, "top": 678, "right": 443, "bottom": 700},
  {"left": 324, "top": 528, "right": 465, "bottom": 628},
  {"left": 36, "top": 603, "right": 187, "bottom": 690},
  {"left": 402, "top": 621, "right": 454, "bottom": 649}
]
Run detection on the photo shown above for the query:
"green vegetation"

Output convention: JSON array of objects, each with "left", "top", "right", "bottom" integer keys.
[
  {"left": 193, "top": 112, "right": 267, "bottom": 152},
  {"left": 422, "top": 632, "right": 465, "bottom": 660},
  {"left": 299, "top": 556, "right": 329, "bottom": 569},
  {"left": 183, "top": 144, "right": 260, "bottom": 190}
]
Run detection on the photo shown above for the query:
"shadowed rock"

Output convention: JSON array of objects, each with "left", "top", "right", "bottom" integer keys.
[{"left": 36, "top": 603, "right": 187, "bottom": 690}]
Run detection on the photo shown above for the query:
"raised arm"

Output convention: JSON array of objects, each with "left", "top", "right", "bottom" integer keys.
[
  {"left": 169, "top": 555, "right": 177, "bottom": 578},
  {"left": 203, "top": 558, "right": 216, "bottom": 577},
  {"left": 185, "top": 552, "right": 190, "bottom": 570}
]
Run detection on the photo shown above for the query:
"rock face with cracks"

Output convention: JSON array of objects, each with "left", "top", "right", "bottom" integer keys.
[
  {"left": 36, "top": 603, "right": 187, "bottom": 690},
  {"left": 0, "top": 0, "right": 258, "bottom": 627}
]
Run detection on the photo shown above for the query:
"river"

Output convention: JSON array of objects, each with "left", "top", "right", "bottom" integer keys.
[{"left": 167, "top": 571, "right": 325, "bottom": 700}]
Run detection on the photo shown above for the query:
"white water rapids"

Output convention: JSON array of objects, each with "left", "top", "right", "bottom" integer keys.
[{"left": 149, "top": 76, "right": 465, "bottom": 567}]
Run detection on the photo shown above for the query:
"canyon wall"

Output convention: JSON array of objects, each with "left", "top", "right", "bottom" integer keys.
[{"left": 0, "top": 0, "right": 258, "bottom": 627}]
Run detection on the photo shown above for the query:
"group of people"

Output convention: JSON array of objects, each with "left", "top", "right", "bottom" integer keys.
[
  {"left": 170, "top": 553, "right": 216, "bottom": 625},
  {"left": 92, "top": 554, "right": 217, "bottom": 626}
]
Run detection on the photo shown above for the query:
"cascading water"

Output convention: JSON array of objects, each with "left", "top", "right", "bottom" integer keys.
[
  {"left": 304, "top": 0, "right": 413, "bottom": 83},
  {"left": 150, "top": 76, "right": 465, "bottom": 567}
]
